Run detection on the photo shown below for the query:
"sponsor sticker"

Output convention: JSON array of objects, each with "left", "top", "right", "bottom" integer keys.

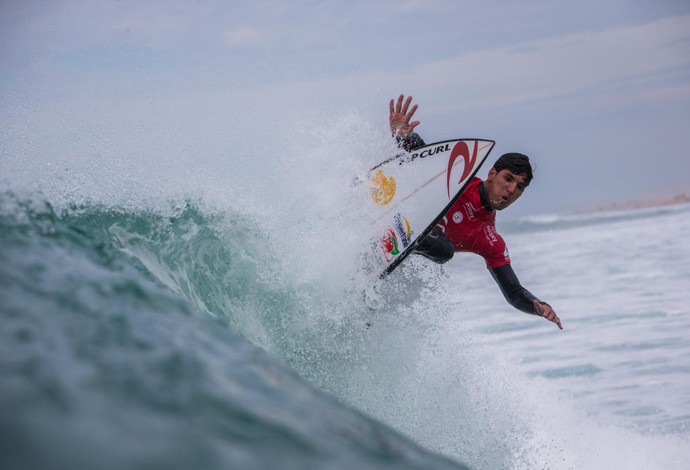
[
  {"left": 446, "top": 140, "right": 478, "bottom": 199},
  {"left": 394, "top": 213, "right": 413, "bottom": 248},
  {"left": 370, "top": 170, "right": 396, "bottom": 206},
  {"left": 407, "top": 143, "right": 451, "bottom": 163},
  {"left": 380, "top": 228, "right": 400, "bottom": 262}
]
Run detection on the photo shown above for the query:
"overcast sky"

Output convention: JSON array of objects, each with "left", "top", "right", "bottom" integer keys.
[{"left": 2, "top": 0, "right": 690, "bottom": 217}]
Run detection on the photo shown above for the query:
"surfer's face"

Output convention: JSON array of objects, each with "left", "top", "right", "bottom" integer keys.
[{"left": 485, "top": 168, "right": 527, "bottom": 211}]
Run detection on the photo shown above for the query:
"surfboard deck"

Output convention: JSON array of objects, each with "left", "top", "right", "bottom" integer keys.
[{"left": 367, "top": 138, "right": 495, "bottom": 278}]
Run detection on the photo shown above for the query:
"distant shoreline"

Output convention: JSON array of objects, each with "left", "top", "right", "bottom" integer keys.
[{"left": 582, "top": 193, "right": 690, "bottom": 214}]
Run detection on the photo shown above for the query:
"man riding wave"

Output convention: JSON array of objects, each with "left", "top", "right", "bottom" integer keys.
[{"left": 390, "top": 94, "right": 563, "bottom": 330}]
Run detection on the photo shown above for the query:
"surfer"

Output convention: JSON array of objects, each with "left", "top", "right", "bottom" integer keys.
[{"left": 389, "top": 94, "right": 563, "bottom": 330}]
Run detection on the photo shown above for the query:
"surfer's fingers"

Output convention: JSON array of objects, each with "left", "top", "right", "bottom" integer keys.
[
  {"left": 407, "top": 103, "right": 418, "bottom": 119},
  {"left": 396, "top": 94, "right": 405, "bottom": 113},
  {"left": 545, "top": 308, "right": 563, "bottom": 330},
  {"left": 389, "top": 99, "right": 395, "bottom": 115},
  {"left": 402, "top": 95, "right": 412, "bottom": 115}
]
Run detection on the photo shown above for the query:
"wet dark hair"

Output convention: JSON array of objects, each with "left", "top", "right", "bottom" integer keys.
[{"left": 492, "top": 153, "right": 533, "bottom": 186}]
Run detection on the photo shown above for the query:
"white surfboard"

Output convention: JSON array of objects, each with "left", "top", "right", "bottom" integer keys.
[{"left": 367, "top": 138, "right": 495, "bottom": 277}]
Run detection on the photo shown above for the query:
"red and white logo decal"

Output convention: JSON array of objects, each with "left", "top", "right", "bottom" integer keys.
[{"left": 446, "top": 140, "right": 479, "bottom": 199}]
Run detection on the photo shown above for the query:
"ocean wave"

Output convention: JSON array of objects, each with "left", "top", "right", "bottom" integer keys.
[{"left": 0, "top": 193, "right": 471, "bottom": 470}]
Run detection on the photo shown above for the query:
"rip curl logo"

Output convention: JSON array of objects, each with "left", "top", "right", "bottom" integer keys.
[
  {"left": 464, "top": 202, "right": 476, "bottom": 220},
  {"left": 484, "top": 225, "right": 498, "bottom": 245},
  {"left": 394, "top": 213, "right": 413, "bottom": 248},
  {"left": 381, "top": 228, "right": 400, "bottom": 262},
  {"left": 446, "top": 140, "right": 479, "bottom": 199},
  {"left": 371, "top": 170, "right": 396, "bottom": 206}
]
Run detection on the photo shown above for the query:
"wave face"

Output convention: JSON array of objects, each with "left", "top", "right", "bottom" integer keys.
[
  {"left": 0, "top": 194, "right": 470, "bottom": 470},
  {"left": 2, "top": 108, "right": 689, "bottom": 470}
]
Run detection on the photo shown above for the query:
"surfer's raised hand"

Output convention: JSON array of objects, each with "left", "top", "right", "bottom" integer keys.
[
  {"left": 534, "top": 300, "right": 563, "bottom": 330},
  {"left": 389, "top": 94, "right": 420, "bottom": 137}
]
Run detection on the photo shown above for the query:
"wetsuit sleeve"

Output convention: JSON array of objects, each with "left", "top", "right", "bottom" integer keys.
[
  {"left": 396, "top": 132, "right": 426, "bottom": 152},
  {"left": 490, "top": 263, "right": 546, "bottom": 316}
]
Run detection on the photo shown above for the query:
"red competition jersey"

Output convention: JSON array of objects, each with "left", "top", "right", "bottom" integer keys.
[{"left": 437, "top": 177, "right": 511, "bottom": 269}]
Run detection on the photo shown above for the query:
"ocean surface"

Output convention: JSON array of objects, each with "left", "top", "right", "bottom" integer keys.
[{"left": 1, "top": 122, "right": 689, "bottom": 469}]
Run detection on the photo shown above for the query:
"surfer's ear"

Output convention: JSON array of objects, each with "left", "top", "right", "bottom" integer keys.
[{"left": 487, "top": 167, "right": 497, "bottom": 180}]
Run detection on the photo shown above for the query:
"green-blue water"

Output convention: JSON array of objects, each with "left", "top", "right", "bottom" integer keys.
[{"left": 0, "top": 195, "right": 468, "bottom": 469}]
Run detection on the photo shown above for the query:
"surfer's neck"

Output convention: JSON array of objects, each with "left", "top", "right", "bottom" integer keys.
[{"left": 478, "top": 181, "right": 494, "bottom": 212}]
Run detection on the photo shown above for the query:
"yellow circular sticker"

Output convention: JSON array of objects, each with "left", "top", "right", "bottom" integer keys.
[{"left": 370, "top": 170, "right": 396, "bottom": 206}]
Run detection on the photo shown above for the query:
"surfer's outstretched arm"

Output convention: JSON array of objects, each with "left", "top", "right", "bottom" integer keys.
[{"left": 490, "top": 264, "right": 563, "bottom": 329}]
